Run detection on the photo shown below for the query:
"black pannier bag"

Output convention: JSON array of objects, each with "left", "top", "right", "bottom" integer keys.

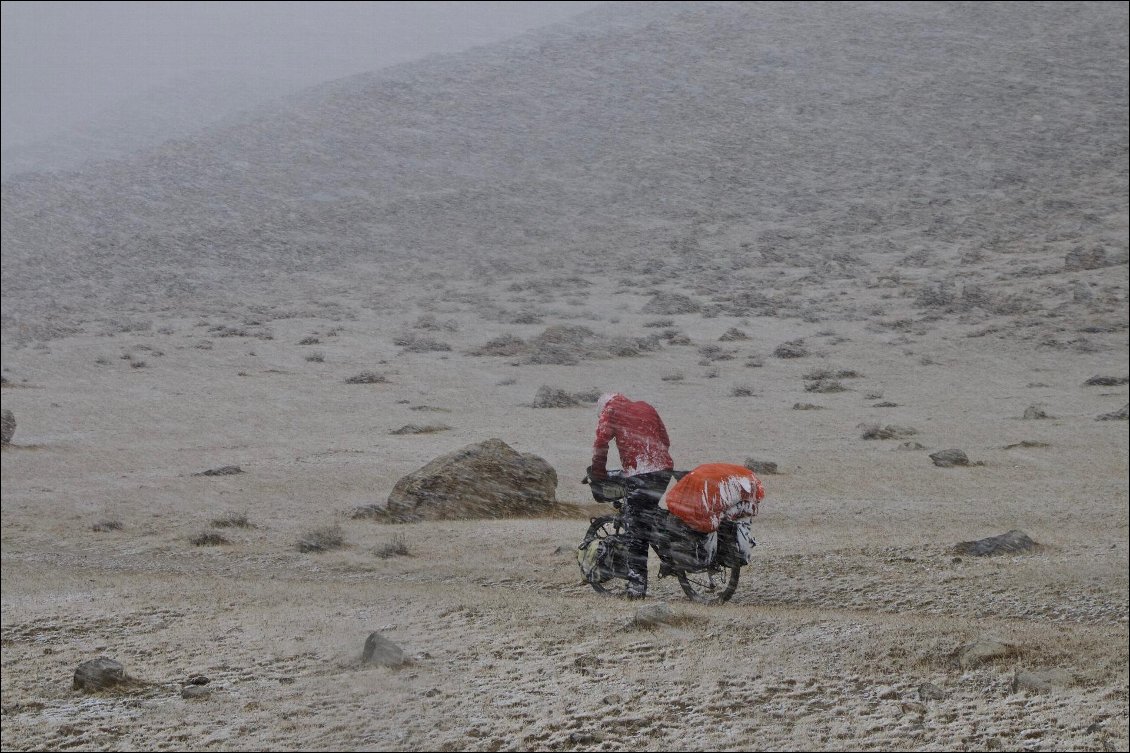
[
  {"left": 656, "top": 511, "right": 717, "bottom": 572},
  {"left": 715, "top": 519, "right": 756, "bottom": 567}
]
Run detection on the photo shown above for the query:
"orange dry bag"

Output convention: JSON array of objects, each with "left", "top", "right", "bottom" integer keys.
[{"left": 665, "top": 463, "right": 764, "bottom": 533}]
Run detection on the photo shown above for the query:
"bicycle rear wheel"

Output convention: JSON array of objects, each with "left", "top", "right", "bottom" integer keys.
[{"left": 676, "top": 565, "right": 740, "bottom": 604}]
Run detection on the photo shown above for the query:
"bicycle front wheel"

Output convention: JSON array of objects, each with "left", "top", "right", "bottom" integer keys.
[{"left": 579, "top": 515, "right": 626, "bottom": 595}]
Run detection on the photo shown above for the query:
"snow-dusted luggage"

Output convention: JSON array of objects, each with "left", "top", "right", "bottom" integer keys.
[{"left": 664, "top": 463, "right": 764, "bottom": 533}]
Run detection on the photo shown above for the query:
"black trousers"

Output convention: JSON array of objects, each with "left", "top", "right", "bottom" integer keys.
[{"left": 622, "top": 470, "right": 674, "bottom": 595}]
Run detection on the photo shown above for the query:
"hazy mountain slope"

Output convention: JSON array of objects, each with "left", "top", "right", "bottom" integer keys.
[
  {"left": 2, "top": 1, "right": 1126, "bottom": 328},
  {"left": 0, "top": 72, "right": 298, "bottom": 180}
]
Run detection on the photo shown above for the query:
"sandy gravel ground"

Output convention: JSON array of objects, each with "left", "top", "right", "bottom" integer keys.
[{"left": 2, "top": 264, "right": 1127, "bottom": 752}]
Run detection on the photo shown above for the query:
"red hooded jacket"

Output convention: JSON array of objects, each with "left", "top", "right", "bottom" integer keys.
[{"left": 591, "top": 394, "right": 674, "bottom": 479}]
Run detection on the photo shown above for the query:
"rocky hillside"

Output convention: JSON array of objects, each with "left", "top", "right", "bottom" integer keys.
[{"left": 2, "top": 1, "right": 1126, "bottom": 331}]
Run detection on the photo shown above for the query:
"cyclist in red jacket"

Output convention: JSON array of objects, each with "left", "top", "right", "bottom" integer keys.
[{"left": 589, "top": 393, "right": 675, "bottom": 599}]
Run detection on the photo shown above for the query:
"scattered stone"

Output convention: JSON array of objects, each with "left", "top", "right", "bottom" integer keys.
[
  {"left": 861, "top": 424, "right": 917, "bottom": 440},
  {"left": 385, "top": 438, "right": 557, "bottom": 522},
  {"left": 630, "top": 602, "right": 677, "bottom": 628},
  {"left": 731, "top": 385, "right": 755, "bottom": 397},
  {"left": 899, "top": 701, "right": 927, "bottom": 715},
  {"left": 918, "top": 683, "right": 946, "bottom": 701},
  {"left": 91, "top": 520, "right": 124, "bottom": 532},
  {"left": 1083, "top": 375, "right": 1128, "bottom": 386},
  {"left": 953, "top": 529, "right": 1038, "bottom": 556},
  {"left": 873, "top": 401, "right": 899, "bottom": 407},
  {"left": 1064, "top": 246, "right": 1108, "bottom": 271},
  {"left": 792, "top": 402, "right": 824, "bottom": 410},
  {"left": 895, "top": 441, "right": 927, "bottom": 451},
  {"left": 1, "top": 409, "right": 14, "bottom": 444},
  {"left": 345, "top": 371, "right": 388, "bottom": 384},
  {"left": 1003, "top": 440, "right": 1050, "bottom": 450},
  {"left": 181, "top": 685, "right": 212, "bottom": 700},
  {"left": 361, "top": 632, "right": 407, "bottom": 667},
  {"left": 1012, "top": 669, "right": 1072, "bottom": 693},
  {"left": 1022, "top": 406, "right": 1050, "bottom": 420},
  {"left": 744, "top": 459, "right": 778, "bottom": 475},
  {"left": 73, "top": 657, "right": 128, "bottom": 692},
  {"left": 930, "top": 449, "right": 970, "bottom": 467},
  {"left": 951, "top": 635, "right": 1021, "bottom": 669},
  {"left": 1097, "top": 404, "right": 1129, "bottom": 421},
  {"left": 193, "top": 465, "right": 243, "bottom": 477},
  {"left": 773, "top": 339, "right": 808, "bottom": 358},
  {"left": 389, "top": 424, "right": 451, "bottom": 435},
  {"left": 186, "top": 674, "right": 210, "bottom": 685}
]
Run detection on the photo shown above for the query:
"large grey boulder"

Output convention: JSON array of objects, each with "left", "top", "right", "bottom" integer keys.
[{"left": 385, "top": 438, "right": 557, "bottom": 522}]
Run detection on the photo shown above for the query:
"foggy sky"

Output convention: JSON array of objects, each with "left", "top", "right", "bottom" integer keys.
[{"left": 0, "top": 0, "right": 603, "bottom": 151}]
